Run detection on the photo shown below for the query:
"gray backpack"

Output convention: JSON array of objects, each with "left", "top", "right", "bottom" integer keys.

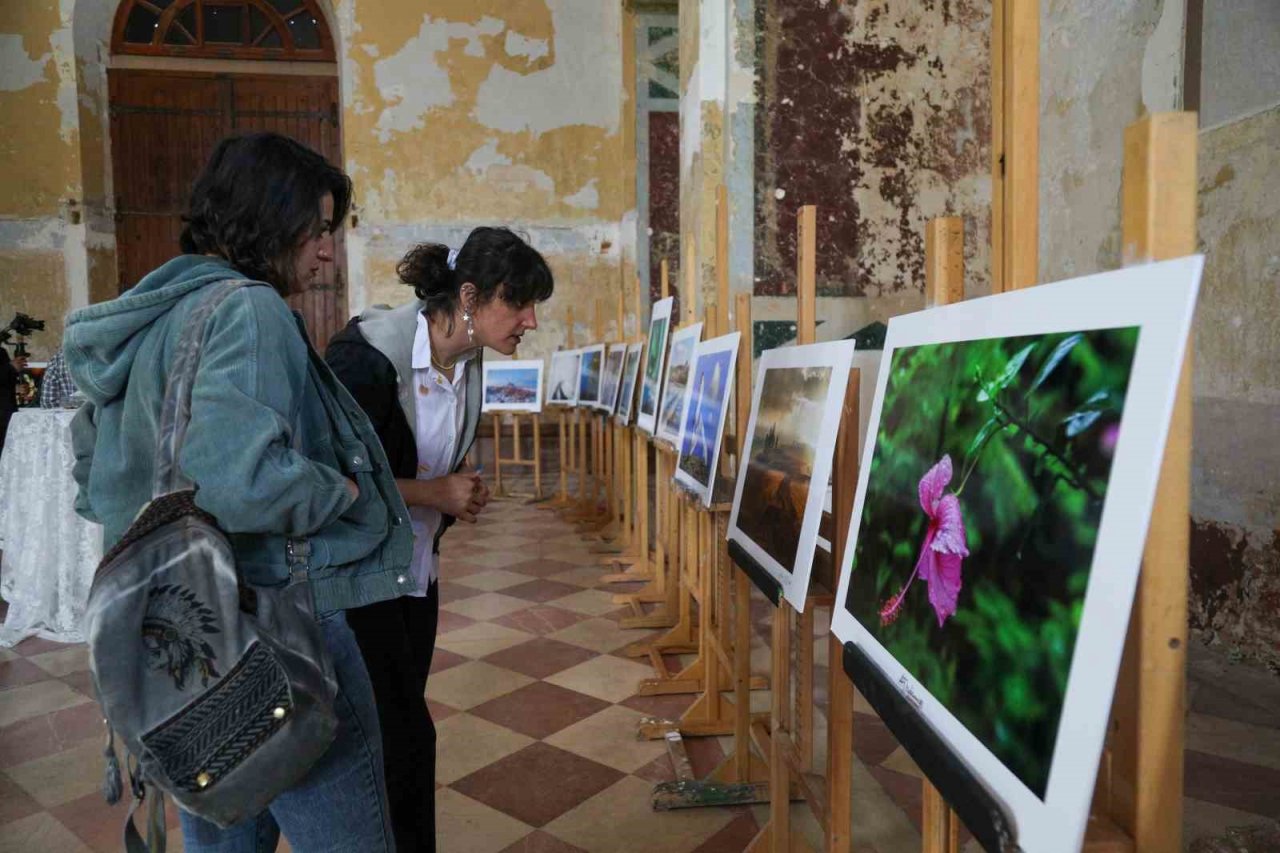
[{"left": 88, "top": 282, "right": 338, "bottom": 850}]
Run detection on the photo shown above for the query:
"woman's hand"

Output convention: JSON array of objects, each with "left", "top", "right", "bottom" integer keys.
[
  {"left": 437, "top": 472, "right": 488, "bottom": 523},
  {"left": 344, "top": 478, "right": 360, "bottom": 501},
  {"left": 399, "top": 472, "right": 490, "bottom": 522}
]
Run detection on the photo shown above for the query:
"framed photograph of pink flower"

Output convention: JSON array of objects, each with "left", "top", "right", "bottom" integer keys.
[
  {"left": 830, "top": 256, "right": 1203, "bottom": 853},
  {"left": 726, "top": 339, "right": 856, "bottom": 611}
]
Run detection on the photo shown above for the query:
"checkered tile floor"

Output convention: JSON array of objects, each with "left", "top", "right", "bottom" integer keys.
[{"left": 1, "top": 482, "right": 1278, "bottom": 851}]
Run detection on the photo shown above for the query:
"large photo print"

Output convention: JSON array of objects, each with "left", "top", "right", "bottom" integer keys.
[
  {"left": 727, "top": 340, "right": 855, "bottom": 610},
  {"left": 845, "top": 329, "right": 1139, "bottom": 796},
  {"left": 830, "top": 257, "right": 1203, "bottom": 853}
]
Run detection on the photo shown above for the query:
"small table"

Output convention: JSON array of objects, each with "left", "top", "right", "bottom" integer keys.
[{"left": 0, "top": 408, "right": 103, "bottom": 645}]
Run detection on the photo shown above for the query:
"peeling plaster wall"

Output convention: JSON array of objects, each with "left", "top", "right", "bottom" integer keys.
[
  {"left": 338, "top": 0, "right": 634, "bottom": 355},
  {"left": 0, "top": 0, "right": 85, "bottom": 359},
  {"left": 1040, "top": 1, "right": 1280, "bottom": 666},
  {"left": 748, "top": 0, "right": 991, "bottom": 327},
  {"left": 1187, "top": 76, "right": 1280, "bottom": 661},
  {"left": 1038, "top": 0, "right": 1183, "bottom": 283}
]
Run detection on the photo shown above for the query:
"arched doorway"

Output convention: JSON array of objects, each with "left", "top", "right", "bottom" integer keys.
[{"left": 109, "top": 0, "right": 347, "bottom": 349}]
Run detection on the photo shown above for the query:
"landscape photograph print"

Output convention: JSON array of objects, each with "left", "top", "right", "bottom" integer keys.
[
  {"left": 577, "top": 344, "right": 604, "bottom": 407},
  {"left": 547, "top": 349, "right": 580, "bottom": 406},
  {"left": 728, "top": 340, "right": 854, "bottom": 610},
  {"left": 841, "top": 328, "right": 1139, "bottom": 798},
  {"left": 615, "top": 343, "right": 643, "bottom": 425},
  {"left": 658, "top": 322, "right": 703, "bottom": 443},
  {"left": 735, "top": 366, "right": 832, "bottom": 570},
  {"left": 481, "top": 360, "right": 543, "bottom": 413},
  {"left": 674, "top": 332, "right": 739, "bottom": 505},
  {"left": 637, "top": 296, "right": 673, "bottom": 433}
]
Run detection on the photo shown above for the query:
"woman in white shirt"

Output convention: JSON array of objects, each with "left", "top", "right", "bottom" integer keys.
[{"left": 326, "top": 227, "right": 554, "bottom": 852}]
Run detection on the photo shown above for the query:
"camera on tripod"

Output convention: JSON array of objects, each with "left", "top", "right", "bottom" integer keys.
[{"left": 0, "top": 313, "right": 47, "bottom": 358}]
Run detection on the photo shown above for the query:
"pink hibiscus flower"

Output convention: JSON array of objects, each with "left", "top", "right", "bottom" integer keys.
[{"left": 879, "top": 455, "right": 970, "bottom": 628}]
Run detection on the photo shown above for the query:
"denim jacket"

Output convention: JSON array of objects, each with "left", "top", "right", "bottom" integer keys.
[{"left": 64, "top": 256, "right": 414, "bottom": 613}]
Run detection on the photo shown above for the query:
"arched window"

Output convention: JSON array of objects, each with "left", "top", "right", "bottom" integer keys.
[{"left": 112, "top": 0, "right": 335, "bottom": 61}]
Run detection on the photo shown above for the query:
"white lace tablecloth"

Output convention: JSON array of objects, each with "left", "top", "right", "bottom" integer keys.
[{"left": 0, "top": 408, "right": 103, "bottom": 645}]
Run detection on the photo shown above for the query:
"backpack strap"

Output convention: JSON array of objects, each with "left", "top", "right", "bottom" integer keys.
[{"left": 152, "top": 281, "right": 254, "bottom": 498}]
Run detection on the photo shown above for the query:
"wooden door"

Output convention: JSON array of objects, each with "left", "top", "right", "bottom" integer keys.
[{"left": 110, "top": 69, "right": 347, "bottom": 349}]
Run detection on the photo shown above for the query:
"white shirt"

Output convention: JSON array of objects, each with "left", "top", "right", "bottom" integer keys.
[{"left": 407, "top": 312, "right": 470, "bottom": 593}]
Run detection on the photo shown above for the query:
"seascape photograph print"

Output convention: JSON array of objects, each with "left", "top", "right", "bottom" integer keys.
[
  {"left": 547, "top": 350, "right": 580, "bottom": 406},
  {"left": 481, "top": 360, "right": 543, "bottom": 413},
  {"left": 735, "top": 366, "right": 833, "bottom": 571},
  {"left": 616, "top": 343, "right": 643, "bottom": 424},
  {"left": 674, "top": 332, "right": 739, "bottom": 504},
  {"left": 658, "top": 323, "right": 703, "bottom": 443},
  {"left": 842, "top": 328, "right": 1139, "bottom": 799},
  {"left": 577, "top": 344, "right": 603, "bottom": 407}
]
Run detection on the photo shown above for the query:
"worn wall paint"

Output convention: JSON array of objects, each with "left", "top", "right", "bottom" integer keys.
[
  {"left": 1040, "top": 3, "right": 1279, "bottom": 665},
  {"left": 1189, "top": 104, "right": 1280, "bottom": 668},
  {"left": 0, "top": 0, "right": 86, "bottom": 360},
  {"left": 338, "top": 0, "right": 633, "bottom": 357},
  {"left": 1038, "top": 0, "right": 1180, "bottom": 283},
  {"left": 750, "top": 0, "right": 991, "bottom": 309},
  {"left": 1200, "top": 0, "right": 1280, "bottom": 130}
]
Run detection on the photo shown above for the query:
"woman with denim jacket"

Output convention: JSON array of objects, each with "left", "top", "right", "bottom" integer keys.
[
  {"left": 64, "top": 133, "right": 410, "bottom": 852},
  {"left": 325, "top": 228, "right": 553, "bottom": 852}
]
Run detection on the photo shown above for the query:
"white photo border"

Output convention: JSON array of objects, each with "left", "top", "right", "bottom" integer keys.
[
  {"left": 546, "top": 349, "right": 581, "bottom": 407},
  {"left": 674, "top": 331, "right": 741, "bottom": 506},
  {"left": 480, "top": 359, "right": 545, "bottom": 413},
  {"left": 726, "top": 339, "right": 856, "bottom": 612},
  {"left": 576, "top": 343, "right": 606, "bottom": 408},
  {"left": 829, "top": 256, "right": 1203, "bottom": 853},
  {"left": 657, "top": 322, "right": 704, "bottom": 444}
]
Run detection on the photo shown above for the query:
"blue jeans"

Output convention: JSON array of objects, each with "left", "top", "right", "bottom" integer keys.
[{"left": 179, "top": 611, "right": 395, "bottom": 853}]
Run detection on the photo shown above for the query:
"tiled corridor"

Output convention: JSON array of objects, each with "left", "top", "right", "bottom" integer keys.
[{"left": 1, "top": 485, "right": 1278, "bottom": 852}]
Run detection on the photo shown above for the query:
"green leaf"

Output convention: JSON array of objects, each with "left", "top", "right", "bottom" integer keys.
[
  {"left": 965, "top": 417, "right": 1003, "bottom": 460},
  {"left": 995, "top": 344, "right": 1036, "bottom": 392},
  {"left": 1062, "top": 409, "right": 1102, "bottom": 437},
  {"left": 1029, "top": 334, "right": 1083, "bottom": 392}
]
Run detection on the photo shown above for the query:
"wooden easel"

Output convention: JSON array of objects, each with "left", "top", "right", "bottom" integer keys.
[
  {"left": 611, "top": 260, "right": 684, "bottom": 633},
  {"left": 546, "top": 306, "right": 579, "bottom": 510},
  {"left": 885, "top": 116, "right": 1195, "bottom": 853},
  {"left": 600, "top": 274, "right": 653, "bottom": 575},
  {"left": 490, "top": 411, "right": 542, "bottom": 499},
  {"left": 744, "top": 204, "right": 856, "bottom": 853}
]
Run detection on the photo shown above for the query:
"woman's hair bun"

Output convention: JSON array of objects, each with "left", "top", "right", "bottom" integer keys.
[{"left": 398, "top": 243, "right": 457, "bottom": 307}]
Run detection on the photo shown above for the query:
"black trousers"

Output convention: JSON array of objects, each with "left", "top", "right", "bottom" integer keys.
[{"left": 346, "top": 584, "right": 438, "bottom": 853}]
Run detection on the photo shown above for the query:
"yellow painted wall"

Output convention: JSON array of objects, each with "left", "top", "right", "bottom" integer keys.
[
  {"left": 0, "top": 0, "right": 83, "bottom": 359},
  {"left": 336, "top": 0, "right": 638, "bottom": 355},
  {"left": 0, "top": 0, "right": 639, "bottom": 363}
]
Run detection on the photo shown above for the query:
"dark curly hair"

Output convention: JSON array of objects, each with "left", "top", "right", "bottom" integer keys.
[
  {"left": 179, "top": 133, "right": 352, "bottom": 293},
  {"left": 397, "top": 227, "right": 554, "bottom": 330}
]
